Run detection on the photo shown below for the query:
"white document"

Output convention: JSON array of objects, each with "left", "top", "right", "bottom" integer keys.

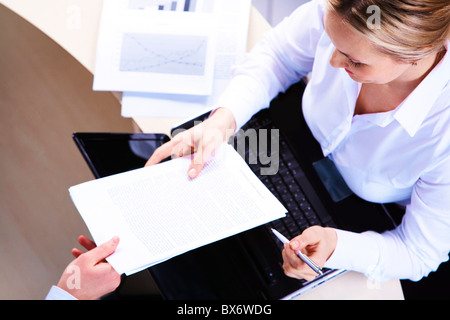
[
  {"left": 69, "top": 144, "right": 286, "bottom": 275},
  {"left": 93, "top": 0, "right": 217, "bottom": 95},
  {"left": 121, "top": 91, "right": 213, "bottom": 118},
  {"left": 120, "top": 0, "right": 251, "bottom": 118}
]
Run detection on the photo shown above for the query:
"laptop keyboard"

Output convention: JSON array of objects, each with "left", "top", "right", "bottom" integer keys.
[{"left": 233, "top": 111, "right": 333, "bottom": 252}]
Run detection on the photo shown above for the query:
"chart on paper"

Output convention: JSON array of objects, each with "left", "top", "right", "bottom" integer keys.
[
  {"left": 93, "top": 0, "right": 216, "bottom": 94},
  {"left": 120, "top": 33, "right": 208, "bottom": 76}
]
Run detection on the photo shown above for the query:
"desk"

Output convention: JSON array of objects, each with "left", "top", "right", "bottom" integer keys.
[{"left": 2, "top": 0, "right": 403, "bottom": 300}]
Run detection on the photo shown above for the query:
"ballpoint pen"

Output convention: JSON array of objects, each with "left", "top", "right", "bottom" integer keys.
[{"left": 271, "top": 228, "right": 323, "bottom": 276}]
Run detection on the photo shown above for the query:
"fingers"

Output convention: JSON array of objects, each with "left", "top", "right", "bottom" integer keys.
[
  {"left": 85, "top": 236, "right": 120, "bottom": 265},
  {"left": 145, "top": 138, "right": 179, "bottom": 167},
  {"left": 172, "top": 142, "right": 193, "bottom": 160},
  {"left": 188, "top": 141, "right": 212, "bottom": 179},
  {"left": 282, "top": 244, "right": 317, "bottom": 281},
  {"left": 289, "top": 226, "right": 323, "bottom": 258},
  {"left": 145, "top": 128, "right": 197, "bottom": 167},
  {"left": 72, "top": 248, "right": 84, "bottom": 258},
  {"left": 146, "top": 108, "right": 236, "bottom": 177},
  {"left": 78, "top": 235, "right": 96, "bottom": 251},
  {"left": 188, "top": 125, "right": 225, "bottom": 178},
  {"left": 282, "top": 226, "right": 329, "bottom": 281},
  {"left": 145, "top": 125, "right": 224, "bottom": 179},
  {"left": 71, "top": 235, "right": 97, "bottom": 258}
]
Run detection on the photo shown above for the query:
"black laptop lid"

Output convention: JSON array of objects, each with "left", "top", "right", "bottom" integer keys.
[{"left": 73, "top": 132, "right": 170, "bottom": 178}]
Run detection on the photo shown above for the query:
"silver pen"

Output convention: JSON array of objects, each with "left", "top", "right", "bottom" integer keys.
[{"left": 271, "top": 228, "right": 323, "bottom": 276}]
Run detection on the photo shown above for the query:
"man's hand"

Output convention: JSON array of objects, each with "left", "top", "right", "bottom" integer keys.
[{"left": 57, "top": 236, "right": 121, "bottom": 300}]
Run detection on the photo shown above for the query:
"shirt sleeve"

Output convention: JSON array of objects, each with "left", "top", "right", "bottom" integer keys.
[
  {"left": 45, "top": 285, "right": 78, "bottom": 300},
  {"left": 215, "top": 0, "right": 327, "bottom": 130},
  {"left": 325, "top": 156, "right": 450, "bottom": 283}
]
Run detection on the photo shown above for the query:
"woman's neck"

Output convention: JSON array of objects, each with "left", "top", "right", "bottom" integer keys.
[{"left": 386, "top": 48, "right": 446, "bottom": 94}]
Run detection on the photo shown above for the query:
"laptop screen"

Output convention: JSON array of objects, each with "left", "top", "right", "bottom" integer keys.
[{"left": 72, "top": 133, "right": 170, "bottom": 178}]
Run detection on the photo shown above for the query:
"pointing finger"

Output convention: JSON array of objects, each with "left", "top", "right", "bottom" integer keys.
[{"left": 145, "top": 139, "right": 180, "bottom": 167}]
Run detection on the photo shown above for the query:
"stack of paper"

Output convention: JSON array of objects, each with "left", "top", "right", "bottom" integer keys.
[
  {"left": 69, "top": 144, "right": 286, "bottom": 275},
  {"left": 93, "top": 0, "right": 251, "bottom": 119}
]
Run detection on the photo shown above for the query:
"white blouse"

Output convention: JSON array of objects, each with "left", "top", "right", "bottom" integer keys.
[{"left": 216, "top": 0, "right": 450, "bottom": 282}]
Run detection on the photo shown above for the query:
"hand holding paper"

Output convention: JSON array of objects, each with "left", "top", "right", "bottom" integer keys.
[{"left": 69, "top": 144, "right": 286, "bottom": 275}]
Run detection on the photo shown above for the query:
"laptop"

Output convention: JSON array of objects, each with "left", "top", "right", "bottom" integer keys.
[{"left": 73, "top": 80, "right": 397, "bottom": 300}]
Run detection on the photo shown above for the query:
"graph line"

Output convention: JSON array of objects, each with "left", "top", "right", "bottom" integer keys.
[{"left": 120, "top": 33, "right": 208, "bottom": 76}]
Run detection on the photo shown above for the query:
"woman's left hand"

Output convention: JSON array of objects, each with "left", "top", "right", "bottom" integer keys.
[{"left": 282, "top": 226, "right": 337, "bottom": 281}]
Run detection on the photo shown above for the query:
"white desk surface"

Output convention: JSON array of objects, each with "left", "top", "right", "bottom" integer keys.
[{"left": 2, "top": 0, "right": 403, "bottom": 300}]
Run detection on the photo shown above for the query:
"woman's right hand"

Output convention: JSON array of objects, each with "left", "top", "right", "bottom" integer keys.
[{"left": 145, "top": 107, "right": 237, "bottom": 179}]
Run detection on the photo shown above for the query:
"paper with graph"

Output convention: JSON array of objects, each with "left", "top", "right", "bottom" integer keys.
[
  {"left": 93, "top": 0, "right": 217, "bottom": 95},
  {"left": 120, "top": 0, "right": 251, "bottom": 118}
]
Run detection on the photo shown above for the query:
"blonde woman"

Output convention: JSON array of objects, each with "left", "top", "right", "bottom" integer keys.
[{"left": 147, "top": 0, "right": 449, "bottom": 284}]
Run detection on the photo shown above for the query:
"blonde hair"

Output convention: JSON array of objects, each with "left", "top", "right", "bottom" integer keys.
[{"left": 326, "top": 0, "right": 450, "bottom": 62}]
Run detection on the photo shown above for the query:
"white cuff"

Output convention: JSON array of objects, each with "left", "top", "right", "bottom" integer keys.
[
  {"left": 45, "top": 285, "right": 78, "bottom": 300},
  {"left": 216, "top": 75, "right": 270, "bottom": 131},
  {"left": 325, "top": 229, "right": 381, "bottom": 279}
]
